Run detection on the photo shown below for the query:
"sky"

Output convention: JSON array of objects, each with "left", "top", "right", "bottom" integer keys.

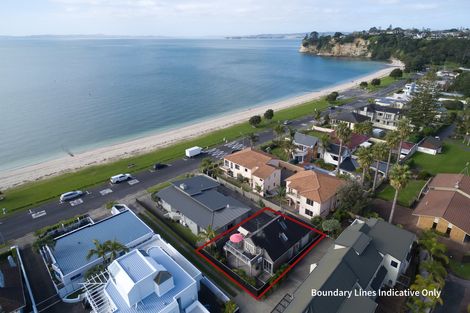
[{"left": 1, "top": 0, "right": 469, "bottom": 37}]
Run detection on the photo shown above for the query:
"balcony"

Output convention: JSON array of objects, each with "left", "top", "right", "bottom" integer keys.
[{"left": 223, "top": 241, "right": 262, "bottom": 265}]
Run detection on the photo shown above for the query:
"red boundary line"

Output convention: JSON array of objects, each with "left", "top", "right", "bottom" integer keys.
[{"left": 195, "top": 207, "right": 326, "bottom": 300}]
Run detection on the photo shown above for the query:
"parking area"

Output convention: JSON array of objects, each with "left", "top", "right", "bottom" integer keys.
[{"left": 233, "top": 237, "right": 333, "bottom": 312}]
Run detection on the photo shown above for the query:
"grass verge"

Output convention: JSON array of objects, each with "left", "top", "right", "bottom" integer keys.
[
  {"left": 449, "top": 259, "right": 470, "bottom": 280},
  {"left": 377, "top": 179, "right": 427, "bottom": 207},
  {"left": 411, "top": 140, "right": 470, "bottom": 174},
  {"left": 2, "top": 97, "right": 334, "bottom": 214}
]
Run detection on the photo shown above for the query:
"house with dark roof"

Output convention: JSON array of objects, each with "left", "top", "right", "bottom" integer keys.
[
  {"left": 323, "top": 133, "right": 370, "bottom": 166},
  {"left": 414, "top": 174, "right": 470, "bottom": 243},
  {"left": 286, "top": 170, "right": 345, "bottom": 218},
  {"left": 157, "top": 175, "right": 251, "bottom": 235},
  {"left": 283, "top": 218, "right": 415, "bottom": 313},
  {"left": 223, "top": 211, "right": 315, "bottom": 277},
  {"left": 339, "top": 156, "right": 361, "bottom": 179},
  {"left": 330, "top": 111, "right": 371, "bottom": 130},
  {"left": 417, "top": 136, "right": 443, "bottom": 155},
  {"left": 355, "top": 103, "right": 403, "bottom": 130},
  {"left": 292, "top": 132, "right": 319, "bottom": 163}
]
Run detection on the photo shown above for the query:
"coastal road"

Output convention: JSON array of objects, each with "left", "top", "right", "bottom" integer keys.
[{"left": 0, "top": 81, "right": 407, "bottom": 242}]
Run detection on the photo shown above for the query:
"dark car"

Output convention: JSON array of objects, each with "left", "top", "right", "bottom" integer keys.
[{"left": 153, "top": 163, "right": 167, "bottom": 170}]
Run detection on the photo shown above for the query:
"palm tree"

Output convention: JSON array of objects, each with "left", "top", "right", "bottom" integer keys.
[
  {"left": 388, "top": 164, "right": 411, "bottom": 223},
  {"left": 197, "top": 225, "right": 217, "bottom": 249},
  {"left": 419, "top": 231, "right": 449, "bottom": 264},
  {"left": 354, "top": 121, "right": 373, "bottom": 136},
  {"left": 395, "top": 118, "right": 412, "bottom": 164},
  {"left": 408, "top": 274, "right": 443, "bottom": 312},
  {"left": 282, "top": 139, "right": 296, "bottom": 160},
  {"left": 319, "top": 134, "right": 330, "bottom": 154},
  {"left": 313, "top": 109, "right": 321, "bottom": 121},
  {"left": 247, "top": 133, "right": 259, "bottom": 147},
  {"left": 199, "top": 157, "right": 214, "bottom": 174},
  {"left": 105, "top": 240, "right": 129, "bottom": 263},
  {"left": 356, "top": 147, "right": 374, "bottom": 186},
  {"left": 371, "top": 143, "right": 388, "bottom": 191},
  {"left": 273, "top": 123, "right": 285, "bottom": 140},
  {"left": 86, "top": 239, "right": 109, "bottom": 262},
  {"left": 384, "top": 130, "right": 400, "bottom": 178},
  {"left": 334, "top": 122, "right": 352, "bottom": 174},
  {"left": 33, "top": 234, "right": 56, "bottom": 253},
  {"left": 420, "top": 260, "right": 447, "bottom": 287}
]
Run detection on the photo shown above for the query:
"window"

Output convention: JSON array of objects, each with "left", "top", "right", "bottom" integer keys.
[
  {"left": 385, "top": 114, "right": 392, "bottom": 120},
  {"left": 391, "top": 260, "right": 398, "bottom": 268},
  {"left": 432, "top": 222, "right": 437, "bottom": 229},
  {"left": 224, "top": 160, "right": 229, "bottom": 166},
  {"left": 446, "top": 227, "right": 452, "bottom": 235},
  {"left": 235, "top": 164, "right": 240, "bottom": 170},
  {"left": 304, "top": 209, "right": 314, "bottom": 217},
  {"left": 245, "top": 168, "right": 248, "bottom": 172},
  {"left": 306, "top": 199, "right": 314, "bottom": 206}
]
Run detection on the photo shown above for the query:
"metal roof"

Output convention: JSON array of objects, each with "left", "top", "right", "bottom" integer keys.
[
  {"left": 294, "top": 132, "right": 319, "bottom": 148},
  {"left": 51, "top": 210, "right": 153, "bottom": 275},
  {"left": 104, "top": 246, "right": 195, "bottom": 313},
  {"left": 157, "top": 175, "right": 251, "bottom": 231}
]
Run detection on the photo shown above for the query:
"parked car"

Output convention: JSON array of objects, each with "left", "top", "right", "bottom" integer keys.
[
  {"left": 152, "top": 163, "right": 167, "bottom": 170},
  {"left": 60, "top": 190, "right": 84, "bottom": 202},
  {"left": 110, "top": 173, "right": 133, "bottom": 184}
]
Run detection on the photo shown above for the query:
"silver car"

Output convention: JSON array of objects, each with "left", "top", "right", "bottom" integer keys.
[{"left": 60, "top": 190, "right": 84, "bottom": 202}]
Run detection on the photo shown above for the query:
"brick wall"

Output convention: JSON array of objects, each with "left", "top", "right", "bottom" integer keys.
[{"left": 416, "top": 216, "right": 467, "bottom": 243}]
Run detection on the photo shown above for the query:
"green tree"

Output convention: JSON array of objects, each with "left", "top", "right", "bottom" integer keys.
[
  {"left": 311, "top": 216, "right": 324, "bottom": 230},
  {"left": 389, "top": 68, "right": 403, "bottom": 79},
  {"left": 395, "top": 118, "right": 413, "bottom": 164},
  {"left": 356, "top": 147, "right": 374, "bottom": 186},
  {"left": 384, "top": 131, "right": 400, "bottom": 177},
  {"left": 354, "top": 121, "right": 373, "bottom": 136},
  {"left": 326, "top": 91, "right": 339, "bottom": 103},
  {"left": 408, "top": 274, "right": 443, "bottom": 312},
  {"left": 105, "top": 240, "right": 129, "bottom": 263},
  {"left": 247, "top": 132, "right": 259, "bottom": 147},
  {"left": 336, "top": 181, "right": 369, "bottom": 214},
  {"left": 282, "top": 139, "right": 296, "bottom": 160},
  {"left": 249, "top": 115, "right": 262, "bottom": 128},
  {"left": 371, "top": 143, "right": 388, "bottom": 191},
  {"left": 334, "top": 122, "right": 352, "bottom": 174},
  {"left": 419, "top": 231, "right": 449, "bottom": 264},
  {"left": 33, "top": 235, "right": 56, "bottom": 253},
  {"left": 197, "top": 225, "right": 217, "bottom": 248},
  {"left": 322, "top": 219, "right": 341, "bottom": 237},
  {"left": 273, "top": 123, "right": 285, "bottom": 140},
  {"left": 388, "top": 164, "right": 411, "bottom": 223},
  {"left": 420, "top": 259, "right": 447, "bottom": 287},
  {"left": 359, "top": 81, "right": 368, "bottom": 88},
  {"left": 371, "top": 78, "right": 381, "bottom": 86},
  {"left": 86, "top": 239, "right": 109, "bottom": 262},
  {"left": 224, "top": 300, "right": 237, "bottom": 313},
  {"left": 264, "top": 109, "right": 274, "bottom": 120},
  {"left": 406, "top": 77, "right": 439, "bottom": 131}
]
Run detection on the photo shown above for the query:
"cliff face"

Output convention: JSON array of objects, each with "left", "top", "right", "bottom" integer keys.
[{"left": 300, "top": 38, "right": 371, "bottom": 58}]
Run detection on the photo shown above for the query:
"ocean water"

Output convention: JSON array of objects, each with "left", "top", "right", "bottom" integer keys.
[{"left": 0, "top": 38, "right": 387, "bottom": 171}]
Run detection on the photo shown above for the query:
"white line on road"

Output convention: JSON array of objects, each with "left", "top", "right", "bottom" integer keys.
[
  {"left": 128, "top": 179, "right": 140, "bottom": 186},
  {"left": 32, "top": 210, "right": 47, "bottom": 219},
  {"left": 70, "top": 198, "right": 83, "bottom": 206},
  {"left": 100, "top": 188, "right": 113, "bottom": 196}
]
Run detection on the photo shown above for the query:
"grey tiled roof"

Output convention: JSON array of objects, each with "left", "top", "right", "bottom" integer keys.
[{"left": 294, "top": 132, "right": 319, "bottom": 147}]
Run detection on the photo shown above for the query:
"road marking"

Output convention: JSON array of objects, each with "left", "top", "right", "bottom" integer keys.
[
  {"left": 100, "top": 188, "right": 113, "bottom": 196},
  {"left": 128, "top": 179, "right": 139, "bottom": 186},
  {"left": 70, "top": 198, "right": 83, "bottom": 206},
  {"left": 32, "top": 210, "right": 47, "bottom": 219}
]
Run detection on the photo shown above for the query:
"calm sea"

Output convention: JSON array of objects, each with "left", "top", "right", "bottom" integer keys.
[{"left": 0, "top": 38, "right": 387, "bottom": 171}]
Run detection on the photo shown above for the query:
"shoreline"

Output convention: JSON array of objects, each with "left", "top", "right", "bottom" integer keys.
[{"left": 0, "top": 59, "right": 403, "bottom": 190}]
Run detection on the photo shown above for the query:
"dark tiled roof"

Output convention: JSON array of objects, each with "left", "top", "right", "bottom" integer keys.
[
  {"left": 339, "top": 157, "right": 360, "bottom": 172},
  {"left": 246, "top": 213, "right": 313, "bottom": 261},
  {"left": 0, "top": 254, "right": 26, "bottom": 313},
  {"left": 294, "top": 132, "right": 319, "bottom": 147},
  {"left": 332, "top": 111, "right": 370, "bottom": 124},
  {"left": 420, "top": 137, "right": 443, "bottom": 149}
]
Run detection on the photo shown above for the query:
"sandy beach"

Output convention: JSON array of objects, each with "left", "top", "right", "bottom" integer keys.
[{"left": 1, "top": 59, "right": 403, "bottom": 190}]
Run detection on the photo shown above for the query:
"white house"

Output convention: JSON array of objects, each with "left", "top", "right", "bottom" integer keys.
[
  {"left": 286, "top": 170, "right": 345, "bottom": 218},
  {"left": 417, "top": 136, "right": 443, "bottom": 155},
  {"left": 222, "top": 148, "right": 281, "bottom": 196}
]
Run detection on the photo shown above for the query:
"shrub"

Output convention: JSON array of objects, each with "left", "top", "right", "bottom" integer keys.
[
  {"left": 333, "top": 209, "right": 351, "bottom": 222},
  {"left": 264, "top": 109, "right": 274, "bottom": 120},
  {"left": 389, "top": 68, "right": 403, "bottom": 79},
  {"left": 311, "top": 216, "right": 324, "bottom": 230},
  {"left": 416, "top": 171, "right": 432, "bottom": 180},
  {"left": 326, "top": 91, "right": 339, "bottom": 103},
  {"left": 249, "top": 115, "right": 262, "bottom": 127},
  {"left": 359, "top": 81, "right": 368, "bottom": 88},
  {"left": 371, "top": 78, "right": 381, "bottom": 86}
]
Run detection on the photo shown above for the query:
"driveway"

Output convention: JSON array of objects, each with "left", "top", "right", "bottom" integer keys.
[{"left": 233, "top": 237, "right": 333, "bottom": 312}]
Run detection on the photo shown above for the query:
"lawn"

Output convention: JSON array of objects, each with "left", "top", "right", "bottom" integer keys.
[
  {"left": 377, "top": 179, "right": 427, "bottom": 207},
  {"left": 449, "top": 259, "right": 470, "bottom": 280},
  {"left": 412, "top": 140, "right": 470, "bottom": 174},
  {"left": 1, "top": 97, "right": 335, "bottom": 214},
  {"left": 366, "top": 73, "right": 410, "bottom": 92}
]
